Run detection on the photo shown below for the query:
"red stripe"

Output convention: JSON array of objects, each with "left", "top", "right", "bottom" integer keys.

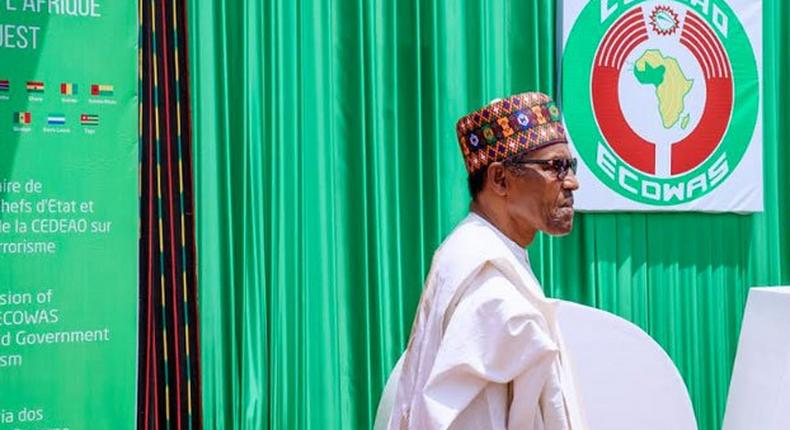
[
  {"left": 179, "top": 0, "right": 203, "bottom": 422},
  {"left": 144, "top": 24, "right": 153, "bottom": 428},
  {"left": 607, "top": 21, "right": 646, "bottom": 67},
  {"left": 144, "top": 165, "right": 153, "bottom": 430},
  {"left": 683, "top": 20, "right": 721, "bottom": 76},
  {"left": 144, "top": 257, "right": 151, "bottom": 426},
  {"left": 597, "top": 8, "right": 644, "bottom": 67},
  {"left": 147, "top": 5, "right": 160, "bottom": 425},
  {"left": 692, "top": 13, "right": 730, "bottom": 75},
  {"left": 686, "top": 13, "right": 730, "bottom": 77},
  {"left": 592, "top": 66, "right": 656, "bottom": 174},
  {"left": 706, "top": 27, "right": 730, "bottom": 78},
  {"left": 680, "top": 35, "right": 713, "bottom": 78},
  {"left": 159, "top": 0, "right": 184, "bottom": 428},
  {"left": 614, "top": 31, "right": 648, "bottom": 69},
  {"left": 683, "top": 18, "right": 724, "bottom": 77},
  {"left": 602, "top": 15, "right": 644, "bottom": 66}
]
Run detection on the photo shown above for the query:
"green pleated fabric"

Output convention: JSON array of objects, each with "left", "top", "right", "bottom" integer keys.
[{"left": 188, "top": 0, "right": 790, "bottom": 429}]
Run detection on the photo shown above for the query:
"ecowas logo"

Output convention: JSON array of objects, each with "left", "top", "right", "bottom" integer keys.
[{"left": 563, "top": 0, "right": 758, "bottom": 204}]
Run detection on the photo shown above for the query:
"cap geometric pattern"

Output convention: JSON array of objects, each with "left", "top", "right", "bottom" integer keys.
[{"left": 456, "top": 92, "right": 568, "bottom": 174}]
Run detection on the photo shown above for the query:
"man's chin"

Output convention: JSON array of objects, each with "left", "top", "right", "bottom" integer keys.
[{"left": 545, "top": 213, "right": 574, "bottom": 236}]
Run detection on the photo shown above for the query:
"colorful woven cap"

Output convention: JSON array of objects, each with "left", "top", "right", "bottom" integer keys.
[{"left": 456, "top": 92, "right": 568, "bottom": 174}]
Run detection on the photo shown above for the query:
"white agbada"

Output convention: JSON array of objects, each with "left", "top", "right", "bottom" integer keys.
[{"left": 389, "top": 213, "right": 586, "bottom": 430}]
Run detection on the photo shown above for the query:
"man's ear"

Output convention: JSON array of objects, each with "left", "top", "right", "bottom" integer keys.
[{"left": 486, "top": 162, "right": 508, "bottom": 197}]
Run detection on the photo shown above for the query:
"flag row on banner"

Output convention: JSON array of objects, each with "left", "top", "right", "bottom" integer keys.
[
  {"left": 0, "top": 80, "right": 114, "bottom": 96},
  {"left": 12, "top": 112, "right": 100, "bottom": 126}
]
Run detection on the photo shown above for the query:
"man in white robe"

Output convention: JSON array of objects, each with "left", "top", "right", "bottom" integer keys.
[{"left": 388, "top": 93, "right": 586, "bottom": 430}]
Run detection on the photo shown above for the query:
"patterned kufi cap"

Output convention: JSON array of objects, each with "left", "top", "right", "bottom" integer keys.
[{"left": 456, "top": 92, "right": 568, "bottom": 174}]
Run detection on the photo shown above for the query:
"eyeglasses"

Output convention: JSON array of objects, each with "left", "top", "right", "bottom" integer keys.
[{"left": 511, "top": 157, "right": 578, "bottom": 180}]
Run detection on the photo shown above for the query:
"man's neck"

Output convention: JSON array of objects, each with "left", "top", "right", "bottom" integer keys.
[{"left": 469, "top": 201, "right": 536, "bottom": 248}]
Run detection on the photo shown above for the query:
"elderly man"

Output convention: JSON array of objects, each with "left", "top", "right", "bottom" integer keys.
[{"left": 389, "top": 92, "right": 586, "bottom": 430}]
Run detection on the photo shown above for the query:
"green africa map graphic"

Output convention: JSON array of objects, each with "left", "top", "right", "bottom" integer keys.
[{"left": 633, "top": 49, "right": 693, "bottom": 129}]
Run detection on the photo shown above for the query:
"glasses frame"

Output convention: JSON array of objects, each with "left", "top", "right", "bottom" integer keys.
[{"left": 509, "top": 157, "right": 578, "bottom": 180}]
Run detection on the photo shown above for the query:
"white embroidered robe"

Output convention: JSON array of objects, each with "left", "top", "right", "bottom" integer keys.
[{"left": 388, "top": 213, "right": 586, "bottom": 430}]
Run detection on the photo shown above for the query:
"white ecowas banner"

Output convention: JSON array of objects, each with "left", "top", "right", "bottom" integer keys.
[{"left": 560, "top": 0, "right": 762, "bottom": 212}]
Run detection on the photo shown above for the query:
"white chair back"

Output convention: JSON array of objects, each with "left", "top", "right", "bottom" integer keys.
[{"left": 557, "top": 301, "right": 697, "bottom": 430}]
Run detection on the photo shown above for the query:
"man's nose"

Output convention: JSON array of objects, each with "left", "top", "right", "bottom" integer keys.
[{"left": 563, "top": 171, "right": 580, "bottom": 191}]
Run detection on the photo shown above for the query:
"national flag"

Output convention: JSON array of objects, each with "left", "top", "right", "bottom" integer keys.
[
  {"left": 60, "top": 83, "right": 78, "bottom": 95},
  {"left": 26, "top": 81, "right": 44, "bottom": 92},
  {"left": 80, "top": 114, "right": 99, "bottom": 126},
  {"left": 90, "top": 84, "right": 113, "bottom": 96},
  {"left": 47, "top": 114, "right": 66, "bottom": 126},
  {"left": 13, "top": 112, "right": 31, "bottom": 125},
  {"left": 0, "top": 80, "right": 9, "bottom": 92}
]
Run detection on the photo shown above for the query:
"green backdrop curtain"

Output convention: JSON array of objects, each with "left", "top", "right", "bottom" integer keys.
[{"left": 188, "top": 0, "right": 790, "bottom": 429}]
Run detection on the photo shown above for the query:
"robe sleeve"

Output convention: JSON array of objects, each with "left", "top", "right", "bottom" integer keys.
[
  {"left": 510, "top": 359, "right": 567, "bottom": 430},
  {"left": 418, "top": 269, "right": 559, "bottom": 430}
]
